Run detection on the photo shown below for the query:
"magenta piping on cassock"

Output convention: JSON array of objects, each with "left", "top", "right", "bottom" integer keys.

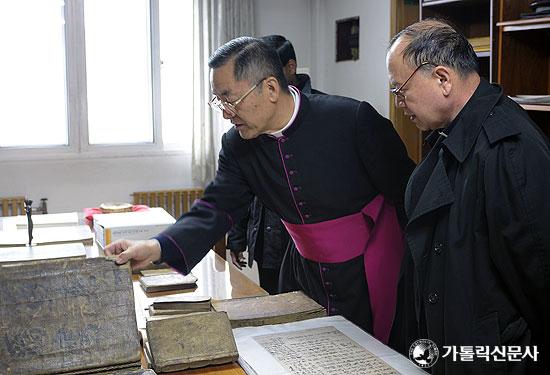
[{"left": 282, "top": 195, "right": 405, "bottom": 344}]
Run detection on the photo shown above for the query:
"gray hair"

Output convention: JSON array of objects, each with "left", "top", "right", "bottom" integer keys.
[
  {"left": 208, "top": 36, "right": 289, "bottom": 93},
  {"left": 389, "top": 19, "right": 479, "bottom": 77}
]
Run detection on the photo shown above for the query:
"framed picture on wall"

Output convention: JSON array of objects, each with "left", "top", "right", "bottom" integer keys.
[{"left": 336, "top": 16, "right": 359, "bottom": 62}]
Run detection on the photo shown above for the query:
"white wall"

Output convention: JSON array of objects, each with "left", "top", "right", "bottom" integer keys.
[
  {"left": 254, "top": 0, "right": 312, "bottom": 74},
  {"left": 0, "top": 154, "right": 194, "bottom": 213},
  {"left": 255, "top": 0, "right": 391, "bottom": 117}
]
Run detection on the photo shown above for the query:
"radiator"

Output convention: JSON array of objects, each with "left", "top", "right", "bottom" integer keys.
[
  {"left": 132, "top": 188, "right": 204, "bottom": 219},
  {"left": 1, "top": 196, "right": 25, "bottom": 217}
]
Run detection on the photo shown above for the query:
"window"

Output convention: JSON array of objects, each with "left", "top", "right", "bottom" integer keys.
[{"left": 0, "top": 0, "right": 193, "bottom": 156}]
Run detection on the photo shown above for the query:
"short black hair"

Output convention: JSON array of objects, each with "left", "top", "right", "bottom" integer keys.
[
  {"left": 208, "top": 36, "right": 289, "bottom": 93},
  {"left": 260, "top": 35, "right": 297, "bottom": 66},
  {"left": 389, "top": 19, "right": 479, "bottom": 77}
]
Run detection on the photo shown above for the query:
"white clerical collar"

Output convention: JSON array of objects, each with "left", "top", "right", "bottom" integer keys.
[{"left": 267, "top": 85, "right": 300, "bottom": 138}]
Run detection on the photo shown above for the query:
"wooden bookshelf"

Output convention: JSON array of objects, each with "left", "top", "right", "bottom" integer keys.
[{"left": 496, "top": 0, "right": 550, "bottom": 132}]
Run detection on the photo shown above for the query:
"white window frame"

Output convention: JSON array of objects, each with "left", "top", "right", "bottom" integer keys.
[{"left": 1, "top": 0, "right": 185, "bottom": 162}]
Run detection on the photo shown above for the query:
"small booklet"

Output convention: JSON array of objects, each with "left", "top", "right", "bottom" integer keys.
[{"left": 139, "top": 271, "right": 198, "bottom": 292}]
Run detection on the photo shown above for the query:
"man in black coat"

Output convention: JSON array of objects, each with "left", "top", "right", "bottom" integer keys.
[
  {"left": 387, "top": 19, "right": 550, "bottom": 374},
  {"left": 105, "top": 36, "right": 414, "bottom": 343}
]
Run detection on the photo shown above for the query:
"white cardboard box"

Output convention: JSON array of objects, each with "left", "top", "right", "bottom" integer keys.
[{"left": 93, "top": 207, "right": 176, "bottom": 248}]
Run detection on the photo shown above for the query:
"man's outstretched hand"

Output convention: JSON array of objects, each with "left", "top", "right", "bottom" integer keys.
[{"left": 103, "top": 239, "right": 162, "bottom": 270}]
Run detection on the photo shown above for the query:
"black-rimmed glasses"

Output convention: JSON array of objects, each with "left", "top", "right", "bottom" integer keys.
[{"left": 390, "top": 61, "right": 431, "bottom": 99}]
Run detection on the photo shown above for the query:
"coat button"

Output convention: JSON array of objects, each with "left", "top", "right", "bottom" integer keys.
[
  {"left": 434, "top": 243, "right": 443, "bottom": 254},
  {"left": 427, "top": 292, "right": 439, "bottom": 304},
  {"left": 266, "top": 226, "right": 272, "bottom": 231}
]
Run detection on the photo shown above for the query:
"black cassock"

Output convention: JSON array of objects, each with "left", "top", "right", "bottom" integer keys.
[{"left": 156, "top": 92, "right": 414, "bottom": 342}]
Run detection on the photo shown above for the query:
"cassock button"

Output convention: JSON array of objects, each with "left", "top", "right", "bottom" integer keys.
[
  {"left": 304, "top": 214, "right": 310, "bottom": 219},
  {"left": 284, "top": 154, "right": 293, "bottom": 160},
  {"left": 428, "top": 292, "right": 439, "bottom": 304},
  {"left": 298, "top": 201, "right": 305, "bottom": 206},
  {"left": 434, "top": 243, "right": 443, "bottom": 254},
  {"left": 293, "top": 186, "right": 300, "bottom": 192},
  {"left": 289, "top": 170, "right": 296, "bottom": 175}
]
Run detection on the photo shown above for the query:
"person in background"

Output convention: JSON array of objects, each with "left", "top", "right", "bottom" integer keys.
[
  {"left": 106, "top": 37, "right": 414, "bottom": 344},
  {"left": 387, "top": 19, "right": 549, "bottom": 374},
  {"left": 260, "top": 34, "right": 324, "bottom": 95},
  {"left": 227, "top": 35, "right": 325, "bottom": 295}
]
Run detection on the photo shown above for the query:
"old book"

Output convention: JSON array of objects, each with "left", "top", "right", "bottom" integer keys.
[
  {"left": 146, "top": 311, "right": 238, "bottom": 372},
  {"left": 0, "top": 257, "right": 141, "bottom": 374},
  {"left": 152, "top": 295, "right": 211, "bottom": 311},
  {"left": 234, "top": 315, "right": 426, "bottom": 375},
  {"left": 212, "top": 291, "right": 326, "bottom": 328},
  {"left": 0, "top": 225, "right": 93, "bottom": 247},
  {"left": 139, "top": 271, "right": 198, "bottom": 292},
  {"left": 0, "top": 243, "right": 86, "bottom": 264}
]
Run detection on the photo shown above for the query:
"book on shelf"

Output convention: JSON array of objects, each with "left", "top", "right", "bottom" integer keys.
[
  {"left": 468, "top": 36, "right": 490, "bottom": 53},
  {"left": 0, "top": 257, "right": 141, "bottom": 374},
  {"left": 150, "top": 295, "right": 212, "bottom": 315},
  {"left": 139, "top": 270, "right": 198, "bottom": 292},
  {"left": 212, "top": 291, "right": 326, "bottom": 328},
  {"left": 145, "top": 311, "right": 239, "bottom": 372},
  {"left": 0, "top": 225, "right": 93, "bottom": 247},
  {"left": 0, "top": 243, "right": 87, "bottom": 264}
]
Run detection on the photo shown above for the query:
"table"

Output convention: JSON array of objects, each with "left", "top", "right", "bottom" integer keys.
[{"left": 133, "top": 250, "right": 268, "bottom": 374}]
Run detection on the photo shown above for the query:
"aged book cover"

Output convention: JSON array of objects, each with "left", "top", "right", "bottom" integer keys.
[
  {"left": 151, "top": 295, "right": 211, "bottom": 311},
  {"left": 139, "top": 271, "right": 198, "bottom": 292},
  {"left": 0, "top": 257, "right": 141, "bottom": 374},
  {"left": 146, "top": 311, "right": 238, "bottom": 372},
  {"left": 0, "top": 243, "right": 86, "bottom": 264},
  {"left": 212, "top": 291, "right": 326, "bottom": 328}
]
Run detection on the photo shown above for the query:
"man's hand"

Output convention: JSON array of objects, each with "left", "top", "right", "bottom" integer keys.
[
  {"left": 103, "top": 239, "right": 161, "bottom": 270},
  {"left": 229, "top": 251, "right": 247, "bottom": 270}
]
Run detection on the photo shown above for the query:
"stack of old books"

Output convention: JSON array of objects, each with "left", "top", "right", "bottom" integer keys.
[
  {"left": 212, "top": 291, "right": 326, "bottom": 328},
  {"left": 148, "top": 295, "right": 212, "bottom": 316},
  {"left": 144, "top": 311, "right": 238, "bottom": 372},
  {"left": 0, "top": 257, "right": 142, "bottom": 374}
]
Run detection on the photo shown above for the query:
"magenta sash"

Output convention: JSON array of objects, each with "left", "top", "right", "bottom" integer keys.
[{"left": 282, "top": 195, "right": 404, "bottom": 344}]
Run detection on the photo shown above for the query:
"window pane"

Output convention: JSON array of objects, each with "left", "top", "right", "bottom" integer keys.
[
  {"left": 159, "top": 0, "right": 193, "bottom": 150},
  {"left": 84, "top": 0, "right": 153, "bottom": 145},
  {"left": 0, "top": 0, "right": 68, "bottom": 148}
]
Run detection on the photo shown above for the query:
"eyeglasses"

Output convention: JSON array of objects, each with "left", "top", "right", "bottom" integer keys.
[
  {"left": 390, "top": 61, "right": 431, "bottom": 99},
  {"left": 209, "top": 78, "right": 266, "bottom": 117}
]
